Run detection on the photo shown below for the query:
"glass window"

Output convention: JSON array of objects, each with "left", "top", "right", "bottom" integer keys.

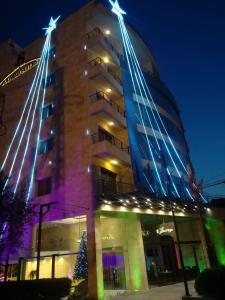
[
  {"left": 43, "top": 74, "right": 55, "bottom": 88},
  {"left": 42, "top": 103, "right": 54, "bottom": 120},
  {"left": 37, "top": 177, "right": 52, "bottom": 196},
  {"left": 39, "top": 138, "right": 54, "bottom": 154},
  {"left": 49, "top": 47, "right": 56, "bottom": 59}
]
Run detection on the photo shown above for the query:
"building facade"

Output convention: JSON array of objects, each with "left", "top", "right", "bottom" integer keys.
[{"left": 0, "top": 1, "right": 224, "bottom": 299}]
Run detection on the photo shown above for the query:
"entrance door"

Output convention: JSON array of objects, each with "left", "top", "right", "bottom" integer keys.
[{"left": 102, "top": 248, "right": 126, "bottom": 290}]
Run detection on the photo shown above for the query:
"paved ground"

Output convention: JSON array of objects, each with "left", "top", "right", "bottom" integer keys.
[{"left": 109, "top": 281, "right": 199, "bottom": 300}]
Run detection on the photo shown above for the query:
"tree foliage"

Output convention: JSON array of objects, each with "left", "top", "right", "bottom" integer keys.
[
  {"left": 0, "top": 172, "right": 35, "bottom": 262},
  {"left": 74, "top": 232, "right": 88, "bottom": 280}
]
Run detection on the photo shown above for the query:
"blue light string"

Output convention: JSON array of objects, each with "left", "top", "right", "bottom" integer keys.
[
  {"left": 14, "top": 35, "right": 51, "bottom": 194},
  {"left": 2, "top": 42, "right": 49, "bottom": 192},
  {"left": 26, "top": 34, "right": 51, "bottom": 203},
  {"left": 118, "top": 18, "right": 166, "bottom": 196},
  {"left": 0, "top": 39, "right": 49, "bottom": 172}
]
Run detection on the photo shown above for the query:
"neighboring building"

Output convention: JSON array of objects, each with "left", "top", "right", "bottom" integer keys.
[{"left": 0, "top": 1, "right": 224, "bottom": 299}]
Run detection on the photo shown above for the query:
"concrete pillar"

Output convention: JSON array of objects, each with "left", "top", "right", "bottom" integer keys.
[
  {"left": 87, "top": 212, "right": 104, "bottom": 300},
  {"left": 197, "top": 220, "right": 211, "bottom": 268},
  {"left": 123, "top": 214, "right": 148, "bottom": 291}
]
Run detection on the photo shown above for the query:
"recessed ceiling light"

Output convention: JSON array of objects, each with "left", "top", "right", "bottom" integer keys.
[
  {"left": 111, "top": 160, "right": 118, "bottom": 165},
  {"left": 108, "top": 121, "right": 115, "bottom": 126},
  {"left": 106, "top": 88, "right": 112, "bottom": 93},
  {"left": 104, "top": 57, "right": 109, "bottom": 63},
  {"left": 105, "top": 29, "right": 111, "bottom": 35}
]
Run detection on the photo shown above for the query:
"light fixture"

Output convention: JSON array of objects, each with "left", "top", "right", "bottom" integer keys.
[
  {"left": 111, "top": 160, "right": 118, "bottom": 165},
  {"left": 103, "top": 57, "right": 109, "bottom": 63},
  {"left": 106, "top": 88, "right": 112, "bottom": 93},
  {"left": 48, "top": 160, "right": 53, "bottom": 165},
  {"left": 108, "top": 121, "right": 115, "bottom": 126},
  {"left": 83, "top": 45, "right": 87, "bottom": 50},
  {"left": 105, "top": 29, "right": 111, "bottom": 35}
]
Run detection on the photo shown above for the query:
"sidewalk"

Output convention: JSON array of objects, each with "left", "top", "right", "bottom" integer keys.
[{"left": 110, "top": 281, "right": 199, "bottom": 300}]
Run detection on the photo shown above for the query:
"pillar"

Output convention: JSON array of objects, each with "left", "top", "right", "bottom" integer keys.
[
  {"left": 123, "top": 214, "right": 148, "bottom": 290},
  {"left": 87, "top": 212, "right": 104, "bottom": 300}
]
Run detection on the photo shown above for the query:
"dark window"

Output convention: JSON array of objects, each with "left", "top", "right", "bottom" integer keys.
[
  {"left": 101, "top": 168, "right": 117, "bottom": 182},
  {"left": 43, "top": 74, "right": 55, "bottom": 88},
  {"left": 49, "top": 47, "right": 56, "bottom": 59},
  {"left": 15, "top": 51, "right": 25, "bottom": 66},
  {"left": 39, "top": 138, "right": 54, "bottom": 154},
  {"left": 100, "top": 168, "right": 117, "bottom": 194},
  {"left": 37, "top": 177, "right": 52, "bottom": 196},
  {"left": 98, "top": 127, "right": 114, "bottom": 143},
  {"left": 42, "top": 103, "right": 54, "bottom": 120}
]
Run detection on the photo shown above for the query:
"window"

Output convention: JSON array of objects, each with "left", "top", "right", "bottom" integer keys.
[
  {"left": 100, "top": 168, "right": 117, "bottom": 194},
  {"left": 49, "top": 47, "right": 56, "bottom": 59},
  {"left": 42, "top": 103, "right": 54, "bottom": 120},
  {"left": 43, "top": 74, "right": 55, "bottom": 88},
  {"left": 37, "top": 177, "right": 52, "bottom": 196},
  {"left": 39, "top": 138, "right": 54, "bottom": 154},
  {"left": 99, "top": 127, "right": 113, "bottom": 143}
]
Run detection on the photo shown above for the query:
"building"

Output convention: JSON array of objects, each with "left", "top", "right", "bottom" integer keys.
[{"left": 0, "top": 1, "right": 224, "bottom": 299}]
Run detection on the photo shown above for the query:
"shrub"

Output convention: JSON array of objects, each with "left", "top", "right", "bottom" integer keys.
[
  {"left": 195, "top": 267, "right": 225, "bottom": 299},
  {"left": 0, "top": 278, "right": 71, "bottom": 300},
  {"left": 68, "top": 279, "right": 89, "bottom": 300}
]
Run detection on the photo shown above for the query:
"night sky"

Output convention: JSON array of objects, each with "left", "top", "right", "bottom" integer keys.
[{"left": 0, "top": 0, "right": 225, "bottom": 197}]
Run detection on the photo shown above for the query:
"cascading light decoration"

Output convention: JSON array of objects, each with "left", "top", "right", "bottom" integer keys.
[
  {"left": 1, "top": 16, "right": 60, "bottom": 204},
  {"left": 109, "top": 0, "right": 205, "bottom": 201}
]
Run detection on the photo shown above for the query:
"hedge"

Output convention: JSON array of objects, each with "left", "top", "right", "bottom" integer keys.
[
  {"left": 195, "top": 267, "right": 225, "bottom": 299},
  {"left": 0, "top": 278, "right": 71, "bottom": 300}
]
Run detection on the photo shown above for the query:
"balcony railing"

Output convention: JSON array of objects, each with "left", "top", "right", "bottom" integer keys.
[
  {"left": 86, "top": 27, "right": 121, "bottom": 60},
  {"left": 94, "top": 179, "right": 135, "bottom": 196},
  {"left": 91, "top": 131, "right": 130, "bottom": 154},
  {"left": 89, "top": 91, "right": 126, "bottom": 117},
  {"left": 88, "top": 57, "right": 123, "bottom": 86}
]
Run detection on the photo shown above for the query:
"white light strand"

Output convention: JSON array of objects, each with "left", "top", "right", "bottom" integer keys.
[
  {"left": 0, "top": 39, "right": 49, "bottom": 172},
  {"left": 14, "top": 35, "right": 51, "bottom": 194},
  {"left": 26, "top": 36, "right": 51, "bottom": 203},
  {"left": 2, "top": 40, "right": 49, "bottom": 192}
]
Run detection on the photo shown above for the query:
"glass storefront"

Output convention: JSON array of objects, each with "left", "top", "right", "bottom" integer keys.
[{"left": 141, "top": 214, "right": 207, "bottom": 286}]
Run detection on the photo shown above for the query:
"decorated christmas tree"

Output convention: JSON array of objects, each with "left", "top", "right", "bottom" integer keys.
[{"left": 74, "top": 232, "right": 88, "bottom": 280}]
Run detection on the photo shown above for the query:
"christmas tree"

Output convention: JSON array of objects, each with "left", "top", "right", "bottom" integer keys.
[{"left": 74, "top": 232, "right": 88, "bottom": 280}]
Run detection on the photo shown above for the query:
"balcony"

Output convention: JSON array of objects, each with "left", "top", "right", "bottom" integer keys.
[
  {"left": 88, "top": 57, "right": 123, "bottom": 95},
  {"left": 89, "top": 91, "right": 126, "bottom": 128},
  {"left": 94, "top": 179, "right": 135, "bottom": 196},
  {"left": 86, "top": 27, "right": 121, "bottom": 66},
  {"left": 91, "top": 130, "right": 131, "bottom": 165}
]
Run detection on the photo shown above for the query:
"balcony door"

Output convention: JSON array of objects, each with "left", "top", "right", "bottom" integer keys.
[{"left": 101, "top": 168, "right": 117, "bottom": 195}]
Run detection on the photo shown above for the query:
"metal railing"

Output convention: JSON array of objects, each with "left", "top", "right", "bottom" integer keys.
[
  {"left": 89, "top": 91, "right": 126, "bottom": 117},
  {"left": 86, "top": 27, "right": 121, "bottom": 60},
  {"left": 88, "top": 57, "right": 123, "bottom": 86},
  {"left": 91, "top": 131, "right": 130, "bottom": 154},
  {"left": 94, "top": 179, "right": 135, "bottom": 196}
]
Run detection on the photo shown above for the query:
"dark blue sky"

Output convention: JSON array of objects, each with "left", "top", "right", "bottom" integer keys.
[{"left": 0, "top": 0, "right": 225, "bottom": 197}]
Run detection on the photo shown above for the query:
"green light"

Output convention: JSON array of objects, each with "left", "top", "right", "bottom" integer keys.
[{"left": 206, "top": 217, "right": 225, "bottom": 265}]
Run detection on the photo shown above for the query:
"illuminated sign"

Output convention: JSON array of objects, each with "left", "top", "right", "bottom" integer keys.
[
  {"left": 0, "top": 58, "right": 40, "bottom": 87},
  {"left": 156, "top": 225, "right": 174, "bottom": 235}
]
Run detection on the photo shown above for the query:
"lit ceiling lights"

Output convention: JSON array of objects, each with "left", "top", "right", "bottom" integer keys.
[
  {"left": 106, "top": 88, "right": 112, "bottom": 93},
  {"left": 111, "top": 160, "right": 118, "bottom": 165},
  {"left": 105, "top": 29, "right": 111, "bottom": 35},
  {"left": 108, "top": 121, "right": 115, "bottom": 126},
  {"left": 104, "top": 57, "right": 109, "bottom": 63}
]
